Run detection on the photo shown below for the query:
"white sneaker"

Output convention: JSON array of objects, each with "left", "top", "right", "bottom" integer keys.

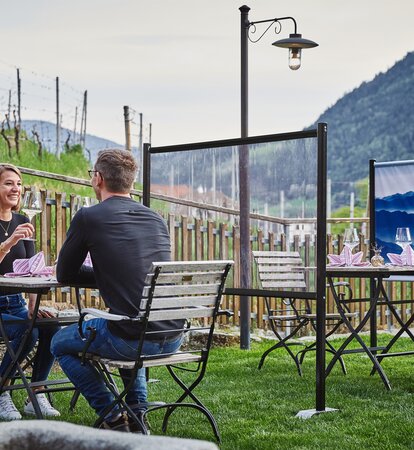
[
  {"left": 0, "top": 392, "right": 22, "bottom": 420},
  {"left": 24, "top": 393, "right": 60, "bottom": 417}
]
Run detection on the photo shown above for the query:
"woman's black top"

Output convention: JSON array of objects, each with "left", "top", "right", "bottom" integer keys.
[{"left": 0, "top": 213, "right": 34, "bottom": 296}]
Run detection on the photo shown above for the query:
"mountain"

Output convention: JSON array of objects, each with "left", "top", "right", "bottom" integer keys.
[
  {"left": 21, "top": 120, "right": 124, "bottom": 163},
  {"left": 310, "top": 51, "right": 414, "bottom": 184},
  {"left": 375, "top": 208, "right": 414, "bottom": 262},
  {"left": 376, "top": 191, "right": 414, "bottom": 212}
]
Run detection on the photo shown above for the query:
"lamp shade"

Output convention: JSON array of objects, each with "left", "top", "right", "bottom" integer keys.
[{"left": 272, "top": 33, "right": 318, "bottom": 49}]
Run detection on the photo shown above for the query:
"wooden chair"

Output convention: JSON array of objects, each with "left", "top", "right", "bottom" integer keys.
[
  {"left": 75, "top": 260, "right": 233, "bottom": 443},
  {"left": 253, "top": 251, "right": 354, "bottom": 375}
]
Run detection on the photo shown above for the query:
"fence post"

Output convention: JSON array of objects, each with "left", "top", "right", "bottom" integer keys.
[
  {"left": 219, "top": 223, "right": 227, "bottom": 259},
  {"left": 207, "top": 220, "right": 215, "bottom": 260},
  {"left": 232, "top": 224, "right": 240, "bottom": 326},
  {"left": 181, "top": 215, "right": 189, "bottom": 261},
  {"left": 168, "top": 213, "right": 176, "bottom": 259}
]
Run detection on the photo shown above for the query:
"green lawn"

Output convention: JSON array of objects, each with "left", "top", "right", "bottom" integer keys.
[{"left": 9, "top": 334, "right": 414, "bottom": 449}]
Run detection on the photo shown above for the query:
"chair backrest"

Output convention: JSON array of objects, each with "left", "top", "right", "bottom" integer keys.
[
  {"left": 139, "top": 260, "right": 233, "bottom": 344},
  {"left": 252, "top": 251, "right": 306, "bottom": 291}
]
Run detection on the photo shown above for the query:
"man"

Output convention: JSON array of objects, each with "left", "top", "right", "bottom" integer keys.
[{"left": 51, "top": 149, "right": 183, "bottom": 432}]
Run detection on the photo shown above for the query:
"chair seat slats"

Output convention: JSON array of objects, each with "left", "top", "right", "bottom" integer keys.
[
  {"left": 269, "top": 314, "right": 299, "bottom": 320},
  {"left": 302, "top": 312, "right": 357, "bottom": 319},
  {"left": 85, "top": 352, "right": 203, "bottom": 370},
  {"left": 142, "top": 352, "right": 202, "bottom": 367}
]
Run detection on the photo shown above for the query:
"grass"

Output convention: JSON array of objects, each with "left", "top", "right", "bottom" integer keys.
[{"left": 7, "top": 333, "right": 414, "bottom": 449}]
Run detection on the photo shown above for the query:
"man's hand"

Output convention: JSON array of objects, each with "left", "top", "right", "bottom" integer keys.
[
  {"left": 28, "top": 306, "right": 57, "bottom": 319},
  {"left": 28, "top": 294, "right": 57, "bottom": 319}
]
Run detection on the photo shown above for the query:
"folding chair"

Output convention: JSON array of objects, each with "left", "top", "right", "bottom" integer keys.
[
  {"left": 76, "top": 260, "right": 233, "bottom": 443},
  {"left": 253, "top": 251, "right": 355, "bottom": 375}
]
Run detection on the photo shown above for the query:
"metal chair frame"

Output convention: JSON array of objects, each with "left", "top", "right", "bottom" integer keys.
[
  {"left": 253, "top": 251, "right": 355, "bottom": 375},
  {"left": 75, "top": 260, "right": 233, "bottom": 443}
]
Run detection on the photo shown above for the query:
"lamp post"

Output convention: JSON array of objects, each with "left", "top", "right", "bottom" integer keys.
[{"left": 238, "top": 5, "right": 318, "bottom": 350}]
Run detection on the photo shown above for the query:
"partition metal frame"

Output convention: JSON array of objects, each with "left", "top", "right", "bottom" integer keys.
[{"left": 142, "top": 123, "right": 328, "bottom": 412}]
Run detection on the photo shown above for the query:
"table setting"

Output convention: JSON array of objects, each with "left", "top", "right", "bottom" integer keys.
[{"left": 327, "top": 226, "right": 414, "bottom": 269}]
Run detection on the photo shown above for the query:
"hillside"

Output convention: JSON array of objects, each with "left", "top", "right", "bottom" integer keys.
[
  {"left": 0, "top": 134, "right": 95, "bottom": 198},
  {"left": 21, "top": 120, "right": 124, "bottom": 163},
  {"left": 311, "top": 51, "right": 414, "bottom": 183}
]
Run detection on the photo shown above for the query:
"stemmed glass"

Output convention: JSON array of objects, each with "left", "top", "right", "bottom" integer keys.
[
  {"left": 343, "top": 228, "right": 359, "bottom": 252},
  {"left": 395, "top": 227, "right": 412, "bottom": 251},
  {"left": 21, "top": 189, "right": 43, "bottom": 241},
  {"left": 71, "top": 196, "right": 93, "bottom": 219},
  {"left": 395, "top": 227, "right": 412, "bottom": 266},
  {"left": 71, "top": 196, "right": 82, "bottom": 219}
]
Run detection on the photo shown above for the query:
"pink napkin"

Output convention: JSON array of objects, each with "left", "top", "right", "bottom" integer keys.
[
  {"left": 4, "top": 251, "right": 54, "bottom": 277},
  {"left": 83, "top": 252, "right": 93, "bottom": 267},
  {"left": 327, "top": 246, "right": 369, "bottom": 267},
  {"left": 387, "top": 246, "right": 414, "bottom": 266}
]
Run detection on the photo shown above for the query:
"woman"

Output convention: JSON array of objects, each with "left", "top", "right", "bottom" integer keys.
[{"left": 0, "top": 163, "right": 60, "bottom": 420}]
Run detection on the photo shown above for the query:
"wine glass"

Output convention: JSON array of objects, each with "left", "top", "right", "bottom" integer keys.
[
  {"left": 71, "top": 196, "right": 93, "bottom": 219},
  {"left": 343, "top": 228, "right": 359, "bottom": 252},
  {"left": 71, "top": 196, "right": 82, "bottom": 219},
  {"left": 395, "top": 227, "right": 412, "bottom": 249},
  {"left": 21, "top": 190, "right": 43, "bottom": 241}
]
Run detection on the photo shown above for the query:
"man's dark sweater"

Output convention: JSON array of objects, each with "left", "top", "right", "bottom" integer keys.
[{"left": 57, "top": 196, "right": 183, "bottom": 339}]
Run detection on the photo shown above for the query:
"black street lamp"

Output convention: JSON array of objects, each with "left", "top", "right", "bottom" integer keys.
[{"left": 239, "top": 5, "right": 318, "bottom": 349}]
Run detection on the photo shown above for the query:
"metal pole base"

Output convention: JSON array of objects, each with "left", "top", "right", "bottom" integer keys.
[{"left": 295, "top": 407, "right": 338, "bottom": 419}]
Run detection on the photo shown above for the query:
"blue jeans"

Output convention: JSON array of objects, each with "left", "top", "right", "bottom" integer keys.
[
  {"left": 0, "top": 293, "right": 60, "bottom": 382},
  {"left": 51, "top": 318, "right": 183, "bottom": 417}
]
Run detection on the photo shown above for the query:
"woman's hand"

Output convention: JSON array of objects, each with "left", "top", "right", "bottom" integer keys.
[
  {"left": 9, "top": 223, "right": 35, "bottom": 244},
  {"left": 1, "top": 223, "right": 35, "bottom": 254}
]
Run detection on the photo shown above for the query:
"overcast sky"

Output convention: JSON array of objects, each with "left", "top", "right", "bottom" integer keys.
[{"left": 0, "top": 0, "right": 413, "bottom": 148}]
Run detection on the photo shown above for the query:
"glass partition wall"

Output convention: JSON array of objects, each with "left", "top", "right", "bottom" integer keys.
[{"left": 143, "top": 124, "right": 328, "bottom": 413}]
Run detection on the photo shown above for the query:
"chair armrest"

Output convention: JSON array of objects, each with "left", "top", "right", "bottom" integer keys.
[
  {"left": 77, "top": 308, "right": 133, "bottom": 342},
  {"left": 81, "top": 307, "right": 132, "bottom": 322},
  {"left": 332, "top": 281, "right": 350, "bottom": 287},
  {"left": 217, "top": 309, "right": 234, "bottom": 318},
  {"left": 77, "top": 308, "right": 141, "bottom": 364}
]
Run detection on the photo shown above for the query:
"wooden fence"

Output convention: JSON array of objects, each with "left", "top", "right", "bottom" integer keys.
[{"left": 29, "top": 186, "right": 413, "bottom": 335}]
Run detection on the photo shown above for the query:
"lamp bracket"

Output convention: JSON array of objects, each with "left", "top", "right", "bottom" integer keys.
[{"left": 247, "top": 16, "right": 297, "bottom": 44}]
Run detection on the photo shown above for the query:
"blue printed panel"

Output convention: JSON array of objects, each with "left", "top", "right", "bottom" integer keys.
[{"left": 375, "top": 161, "right": 414, "bottom": 262}]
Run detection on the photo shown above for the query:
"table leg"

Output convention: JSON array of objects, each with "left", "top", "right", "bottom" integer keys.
[
  {"left": 326, "top": 277, "right": 391, "bottom": 390},
  {"left": 371, "top": 280, "right": 414, "bottom": 369},
  {"left": 0, "top": 293, "right": 44, "bottom": 418},
  {"left": 379, "top": 281, "right": 414, "bottom": 341}
]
